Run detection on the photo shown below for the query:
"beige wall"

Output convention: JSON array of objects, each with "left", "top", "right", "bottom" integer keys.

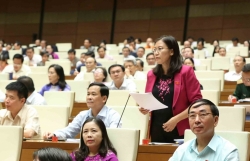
[{"left": 1, "top": 0, "right": 250, "bottom": 47}]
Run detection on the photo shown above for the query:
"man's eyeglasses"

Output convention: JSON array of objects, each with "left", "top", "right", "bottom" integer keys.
[
  {"left": 188, "top": 112, "right": 212, "bottom": 120},
  {"left": 110, "top": 70, "right": 122, "bottom": 75}
]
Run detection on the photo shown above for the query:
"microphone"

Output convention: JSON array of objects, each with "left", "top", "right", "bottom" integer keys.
[{"left": 117, "top": 94, "right": 131, "bottom": 128}]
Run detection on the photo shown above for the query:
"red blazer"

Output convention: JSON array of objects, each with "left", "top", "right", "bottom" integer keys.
[{"left": 145, "top": 65, "right": 202, "bottom": 136}]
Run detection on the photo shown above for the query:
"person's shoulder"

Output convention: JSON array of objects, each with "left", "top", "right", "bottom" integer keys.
[{"left": 106, "top": 150, "right": 118, "bottom": 159}]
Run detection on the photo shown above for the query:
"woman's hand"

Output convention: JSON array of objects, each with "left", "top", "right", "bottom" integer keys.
[
  {"left": 139, "top": 107, "right": 150, "bottom": 115},
  {"left": 162, "top": 117, "right": 178, "bottom": 132}
]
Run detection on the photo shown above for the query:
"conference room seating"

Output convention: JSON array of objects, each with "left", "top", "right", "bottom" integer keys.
[
  {"left": 55, "top": 43, "right": 72, "bottom": 52},
  {"left": 106, "top": 90, "right": 137, "bottom": 106},
  {"left": 30, "top": 66, "right": 48, "bottom": 74},
  {"left": 0, "top": 126, "right": 23, "bottom": 161},
  {"left": 195, "top": 71, "right": 224, "bottom": 90},
  {"left": 0, "top": 73, "right": 9, "bottom": 80},
  {"left": 75, "top": 49, "right": 87, "bottom": 58},
  {"left": 97, "top": 60, "right": 117, "bottom": 68},
  {"left": 45, "top": 60, "right": 71, "bottom": 76},
  {"left": 8, "top": 49, "right": 22, "bottom": 59},
  {"left": 199, "top": 59, "right": 212, "bottom": 70},
  {"left": 198, "top": 79, "right": 221, "bottom": 91},
  {"left": 211, "top": 57, "right": 230, "bottom": 70},
  {"left": 107, "top": 128, "right": 140, "bottom": 161},
  {"left": 44, "top": 91, "right": 75, "bottom": 117},
  {"left": 67, "top": 80, "right": 90, "bottom": 102},
  {"left": 184, "top": 130, "right": 250, "bottom": 161},
  {"left": 195, "top": 65, "right": 207, "bottom": 71},
  {"left": 133, "top": 80, "right": 147, "bottom": 93},
  {"left": 33, "top": 105, "right": 69, "bottom": 139},
  {"left": 201, "top": 90, "right": 220, "bottom": 105},
  {"left": 111, "top": 106, "right": 149, "bottom": 144},
  {"left": 0, "top": 80, "right": 15, "bottom": 92},
  {"left": 217, "top": 107, "right": 246, "bottom": 131}
]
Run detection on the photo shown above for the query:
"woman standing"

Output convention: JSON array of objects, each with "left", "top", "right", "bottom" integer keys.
[{"left": 139, "top": 35, "right": 202, "bottom": 143}]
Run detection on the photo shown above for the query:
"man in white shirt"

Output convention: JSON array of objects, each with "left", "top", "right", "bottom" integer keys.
[
  {"left": 225, "top": 56, "right": 245, "bottom": 81},
  {"left": 74, "top": 57, "right": 97, "bottom": 81},
  {"left": 136, "top": 47, "right": 145, "bottom": 58},
  {"left": 107, "top": 64, "right": 136, "bottom": 91},
  {"left": 121, "top": 47, "right": 135, "bottom": 60},
  {"left": 183, "top": 40, "right": 191, "bottom": 48},
  {"left": 124, "top": 59, "right": 146, "bottom": 79},
  {"left": 194, "top": 40, "right": 209, "bottom": 58},
  {"left": 226, "top": 37, "right": 240, "bottom": 51},
  {"left": 24, "top": 47, "right": 42, "bottom": 66},
  {"left": 146, "top": 53, "right": 156, "bottom": 66},
  {"left": 17, "top": 76, "right": 46, "bottom": 105},
  {"left": 2, "top": 54, "right": 31, "bottom": 80},
  {"left": 96, "top": 47, "right": 113, "bottom": 60},
  {"left": 184, "top": 47, "right": 201, "bottom": 66}
]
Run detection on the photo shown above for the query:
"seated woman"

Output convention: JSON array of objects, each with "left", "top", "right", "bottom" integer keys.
[
  {"left": 33, "top": 147, "right": 72, "bottom": 161},
  {"left": 46, "top": 45, "right": 59, "bottom": 59},
  {"left": 93, "top": 67, "right": 108, "bottom": 83},
  {"left": 39, "top": 64, "right": 71, "bottom": 96},
  {"left": 71, "top": 117, "right": 118, "bottom": 161},
  {"left": 183, "top": 58, "right": 203, "bottom": 90}
]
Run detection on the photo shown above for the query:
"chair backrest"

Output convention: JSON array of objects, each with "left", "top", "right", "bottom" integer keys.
[
  {"left": 33, "top": 105, "right": 69, "bottom": 138},
  {"left": 195, "top": 65, "right": 207, "bottom": 71},
  {"left": 211, "top": 57, "right": 230, "bottom": 70},
  {"left": 55, "top": 43, "right": 72, "bottom": 52},
  {"left": 133, "top": 80, "right": 146, "bottom": 93},
  {"left": 44, "top": 91, "right": 75, "bottom": 116},
  {"left": 184, "top": 130, "right": 250, "bottom": 161},
  {"left": 201, "top": 90, "right": 220, "bottom": 105},
  {"left": 143, "top": 65, "right": 155, "bottom": 72},
  {"left": 45, "top": 60, "right": 71, "bottom": 76},
  {"left": 217, "top": 107, "right": 245, "bottom": 131},
  {"left": 67, "top": 80, "right": 90, "bottom": 102},
  {"left": 198, "top": 79, "right": 221, "bottom": 91},
  {"left": 0, "top": 73, "right": 9, "bottom": 80},
  {"left": 106, "top": 90, "right": 138, "bottom": 106},
  {"left": 199, "top": 59, "right": 212, "bottom": 70},
  {"left": 28, "top": 73, "right": 48, "bottom": 90},
  {"left": 30, "top": 66, "right": 48, "bottom": 74},
  {"left": 110, "top": 106, "right": 149, "bottom": 144},
  {"left": 9, "top": 50, "right": 22, "bottom": 59},
  {"left": 195, "top": 50, "right": 206, "bottom": 59},
  {"left": 97, "top": 60, "right": 117, "bottom": 68},
  {"left": 0, "top": 80, "right": 15, "bottom": 92},
  {"left": 107, "top": 128, "right": 140, "bottom": 161},
  {"left": 0, "top": 126, "right": 23, "bottom": 161},
  {"left": 195, "top": 71, "right": 224, "bottom": 90}
]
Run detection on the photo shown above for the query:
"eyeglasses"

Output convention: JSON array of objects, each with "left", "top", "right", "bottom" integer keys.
[
  {"left": 152, "top": 47, "right": 168, "bottom": 53},
  {"left": 110, "top": 70, "right": 122, "bottom": 75},
  {"left": 188, "top": 112, "right": 212, "bottom": 120}
]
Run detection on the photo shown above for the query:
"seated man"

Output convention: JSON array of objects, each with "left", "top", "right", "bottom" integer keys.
[
  {"left": 74, "top": 57, "right": 97, "bottom": 81},
  {"left": 136, "top": 59, "right": 144, "bottom": 71},
  {"left": 194, "top": 39, "right": 209, "bottom": 58},
  {"left": 226, "top": 37, "right": 240, "bottom": 51},
  {"left": 0, "top": 82, "right": 40, "bottom": 138},
  {"left": 24, "top": 47, "right": 42, "bottom": 66},
  {"left": 124, "top": 59, "right": 146, "bottom": 79},
  {"left": 183, "top": 40, "right": 191, "bottom": 48},
  {"left": 169, "top": 99, "right": 239, "bottom": 161},
  {"left": 146, "top": 52, "right": 156, "bottom": 66},
  {"left": 184, "top": 47, "right": 200, "bottom": 66},
  {"left": 0, "top": 44, "right": 9, "bottom": 59},
  {"left": 43, "top": 82, "right": 121, "bottom": 139},
  {"left": 106, "top": 64, "right": 136, "bottom": 91},
  {"left": 120, "top": 47, "right": 135, "bottom": 60},
  {"left": 225, "top": 55, "right": 245, "bottom": 81},
  {"left": 80, "top": 39, "right": 95, "bottom": 52},
  {"left": 17, "top": 76, "right": 46, "bottom": 105},
  {"left": 228, "top": 63, "right": 250, "bottom": 101},
  {"left": 67, "top": 49, "right": 80, "bottom": 68},
  {"left": 95, "top": 47, "right": 113, "bottom": 60},
  {"left": 2, "top": 54, "right": 31, "bottom": 79},
  {"left": 136, "top": 47, "right": 145, "bottom": 58},
  {"left": 37, "top": 51, "right": 49, "bottom": 66}
]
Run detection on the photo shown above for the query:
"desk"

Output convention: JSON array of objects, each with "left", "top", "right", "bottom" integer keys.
[
  {"left": 21, "top": 141, "right": 177, "bottom": 161},
  {"left": 21, "top": 140, "right": 79, "bottom": 161}
]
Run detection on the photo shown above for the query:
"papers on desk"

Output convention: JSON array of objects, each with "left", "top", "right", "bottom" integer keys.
[
  {"left": 149, "top": 142, "right": 173, "bottom": 145},
  {"left": 238, "top": 99, "right": 250, "bottom": 102},
  {"left": 130, "top": 92, "right": 168, "bottom": 111}
]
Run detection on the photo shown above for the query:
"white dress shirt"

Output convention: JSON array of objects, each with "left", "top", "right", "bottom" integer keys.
[
  {"left": 2, "top": 64, "right": 31, "bottom": 78},
  {"left": 224, "top": 71, "right": 242, "bottom": 81},
  {"left": 24, "top": 54, "right": 42, "bottom": 66},
  {"left": 126, "top": 71, "right": 146, "bottom": 80},
  {"left": 26, "top": 91, "right": 47, "bottom": 105},
  {"left": 106, "top": 79, "right": 137, "bottom": 92}
]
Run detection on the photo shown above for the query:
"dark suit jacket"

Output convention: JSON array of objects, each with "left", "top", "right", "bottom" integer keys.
[
  {"left": 145, "top": 65, "right": 202, "bottom": 136},
  {"left": 0, "top": 50, "right": 9, "bottom": 59}
]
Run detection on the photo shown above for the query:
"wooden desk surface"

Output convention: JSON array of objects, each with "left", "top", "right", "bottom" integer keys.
[{"left": 21, "top": 140, "right": 177, "bottom": 161}]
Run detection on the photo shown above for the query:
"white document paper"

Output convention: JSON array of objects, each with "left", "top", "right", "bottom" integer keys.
[{"left": 130, "top": 92, "right": 168, "bottom": 111}]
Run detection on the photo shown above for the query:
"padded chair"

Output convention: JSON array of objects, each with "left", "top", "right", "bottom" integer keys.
[
  {"left": 133, "top": 80, "right": 146, "bottom": 93},
  {"left": 106, "top": 90, "right": 138, "bottom": 106},
  {"left": 198, "top": 79, "right": 221, "bottom": 91},
  {"left": 33, "top": 105, "right": 69, "bottom": 138},
  {"left": 199, "top": 59, "right": 212, "bottom": 70},
  {"left": 107, "top": 128, "right": 140, "bottom": 161},
  {"left": 112, "top": 55, "right": 124, "bottom": 64},
  {"left": 195, "top": 71, "right": 224, "bottom": 90},
  {"left": 195, "top": 50, "right": 206, "bottom": 59},
  {"left": 56, "top": 52, "right": 68, "bottom": 59},
  {"left": 44, "top": 91, "right": 75, "bottom": 117},
  {"left": 0, "top": 73, "right": 9, "bottom": 80},
  {"left": 55, "top": 43, "right": 72, "bottom": 52},
  {"left": 184, "top": 130, "right": 250, "bottom": 161},
  {"left": 30, "top": 66, "right": 48, "bottom": 74},
  {"left": 143, "top": 65, "right": 155, "bottom": 72},
  {"left": 211, "top": 57, "right": 230, "bottom": 70},
  {"left": 28, "top": 73, "right": 48, "bottom": 90},
  {"left": 97, "top": 60, "right": 117, "bottom": 68},
  {"left": 201, "top": 90, "right": 220, "bottom": 105},
  {"left": 217, "top": 107, "right": 245, "bottom": 131},
  {"left": 67, "top": 80, "right": 90, "bottom": 102},
  {"left": 45, "top": 60, "right": 71, "bottom": 76},
  {"left": 0, "top": 126, "right": 23, "bottom": 161},
  {"left": 0, "top": 80, "right": 15, "bottom": 92},
  {"left": 195, "top": 65, "right": 207, "bottom": 71},
  {"left": 75, "top": 49, "right": 88, "bottom": 58},
  {"left": 107, "top": 49, "right": 119, "bottom": 55},
  {"left": 110, "top": 106, "right": 149, "bottom": 144},
  {"left": 9, "top": 50, "right": 22, "bottom": 59}
]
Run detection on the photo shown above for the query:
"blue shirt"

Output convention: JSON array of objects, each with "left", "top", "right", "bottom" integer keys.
[
  {"left": 39, "top": 84, "right": 71, "bottom": 96},
  {"left": 169, "top": 134, "right": 239, "bottom": 161},
  {"left": 54, "top": 105, "right": 121, "bottom": 138}
]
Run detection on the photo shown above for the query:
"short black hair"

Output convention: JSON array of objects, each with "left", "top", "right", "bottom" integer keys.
[
  {"left": 13, "top": 54, "right": 24, "bottom": 63},
  {"left": 85, "top": 51, "right": 95, "bottom": 58},
  {"left": 6, "top": 81, "right": 28, "bottom": 101},
  {"left": 88, "top": 82, "right": 109, "bottom": 100},
  {"left": 97, "top": 46, "right": 106, "bottom": 51},
  {"left": 136, "top": 58, "right": 144, "bottom": 68},
  {"left": 68, "top": 49, "right": 76, "bottom": 55},
  {"left": 122, "top": 46, "right": 130, "bottom": 52},
  {"left": 146, "top": 52, "right": 154, "bottom": 59},
  {"left": 188, "top": 99, "right": 219, "bottom": 116},
  {"left": 17, "top": 76, "right": 35, "bottom": 93},
  {"left": 232, "top": 37, "right": 239, "bottom": 42},
  {"left": 84, "top": 38, "right": 91, "bottom": 43},
  {"left": 242, "top": 64, "right": 250, "bottom": 72},
  {"left": 33, "top": 147, "right": 72, "bottom": 161},
  {"left": 40, "top": 51, "right": 49, "bottom": 57},
  {"left": 15, "top": 41, "right": 21, "bottom": 46},
  {"left": 108, "top": 64, "right": 125, "bottom": 74},
  {"left": 136, "top": 38, "right": 142, "bottom": 43},
  {"left": 26, "top": 47, "right": 34, "bottom": 52}
]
